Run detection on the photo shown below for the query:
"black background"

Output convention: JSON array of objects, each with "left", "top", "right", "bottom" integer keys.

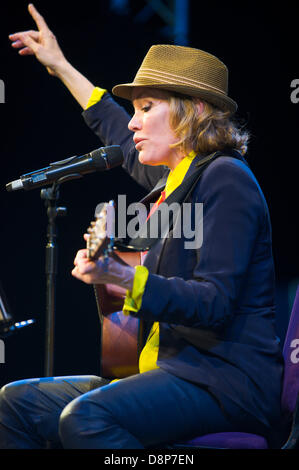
[{"left": 0, "top": 0, "right": 298, "bottom": 387}]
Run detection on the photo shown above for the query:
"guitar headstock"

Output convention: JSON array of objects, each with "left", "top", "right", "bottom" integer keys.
[{"left": 86, "top": 200, "right": 115, "bottom": 260}]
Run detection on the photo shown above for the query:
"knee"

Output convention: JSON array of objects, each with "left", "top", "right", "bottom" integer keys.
[
  {"left": 59, "top": 395, "right": 91, "bottom": 447},
  {"left": 59, "top": 397, "right": 79, "bottom": 434},
  {"left": 0, "top": 380, "right": 29, "bottom": 411},
  {"left": 58, "top": 394, "right": 111, "bottom": 448}
]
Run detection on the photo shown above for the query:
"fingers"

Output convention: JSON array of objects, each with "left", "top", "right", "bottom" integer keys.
[
  {"left": 11, "top": 39, "right": 33, "bottom": 56},
  {"left": 10, "top": 39, "right": 25, "bottom": 48},
  {"left": 73, "top": 248, "right": 88, "bottom": 265},
  {"left": 71, "top": 265, "right": 82, "bottom": 279},
  {"left": 73, "top": 249, "right": 99, "bottom": 275},
  {"left": 17, "top": 33, "right": 39, "bottom": 54},
  {"left": 28, "top": 3, "right": 50, "bottom": 33},
  {"left": 71, "top": 265, "right": 92, "bottom": 283},
  {"left": 71, "top": 257, "right": 101, "bottom": 284},
  {"left": 73, "top": 261, "right": 94, "bottom": 276},
  {"left": 9, "top": 30, "right": 39, "bottom": 43},
  {"left": 9, "top": 31, "right": 39, "bottom": 55},
  {"left": 18, "top": 47, "right": 35, "bottom": 56}
]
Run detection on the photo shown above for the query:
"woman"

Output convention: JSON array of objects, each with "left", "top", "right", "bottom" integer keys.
[{"left": 0, "top": 5, "right": 283, "bottom": 449}]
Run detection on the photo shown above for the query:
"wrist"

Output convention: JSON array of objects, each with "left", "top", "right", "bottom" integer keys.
[
  {"left": 54, "top": 60, "right": 95, "bottom": 109},
  {"left": 118, "top": 266, "right": 135, "bottom": 291},
  {"left": 53, "top": 57, "right": 72, "bottom": 79}
]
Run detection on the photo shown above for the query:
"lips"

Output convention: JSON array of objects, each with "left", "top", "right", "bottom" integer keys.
[{"left": 134, "top": 137, "right": 147, "bottom": 149}]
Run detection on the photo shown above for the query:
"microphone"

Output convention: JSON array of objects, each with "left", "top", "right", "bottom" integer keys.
[{"left": 6, "top": 145, "right": 124, "bottom": 192}]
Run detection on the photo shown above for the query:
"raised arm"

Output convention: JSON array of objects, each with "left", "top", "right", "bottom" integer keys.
[
  {"left": 9, "top": 4, "right": 94, "bottom": 109},
  {"left": 9, "top": 4, "right": 166, "bottom": 190}
]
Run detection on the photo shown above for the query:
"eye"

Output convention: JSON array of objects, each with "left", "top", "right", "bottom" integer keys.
[{"left": 141, "top": 103, "right": 152, "bottom": 112}]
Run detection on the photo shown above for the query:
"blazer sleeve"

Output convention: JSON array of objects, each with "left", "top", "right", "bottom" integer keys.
[
  {"left": 133, "top": 158, "right": 266, "bottom": 330},
  {"left": 82, "top": 92, "right": 166, "bottom": 191}
]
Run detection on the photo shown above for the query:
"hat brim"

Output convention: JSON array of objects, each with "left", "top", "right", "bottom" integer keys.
[{"left": 112, "top": 82, "right": 238, "bottom": 114}]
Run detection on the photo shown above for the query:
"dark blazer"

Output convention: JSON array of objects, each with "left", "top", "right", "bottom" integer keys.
[{"left": 83, "top": 93, "right": 284, "bottom": 434}]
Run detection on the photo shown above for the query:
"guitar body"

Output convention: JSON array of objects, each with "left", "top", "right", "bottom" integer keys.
[{"left": 93, "top": 251, "right": 143, "bottom": 379}]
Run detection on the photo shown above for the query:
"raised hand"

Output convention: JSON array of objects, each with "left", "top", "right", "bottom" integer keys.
[{"left": 9, "top": 4, "right": 67, "bottom": 77}]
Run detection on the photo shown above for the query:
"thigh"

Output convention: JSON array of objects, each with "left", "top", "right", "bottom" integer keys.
[
  {"left": 0, "top": 375, "right": 109, "bottom": 446},
  {"left": 80, "top": 369, "right": 237, "bottom": 447}
]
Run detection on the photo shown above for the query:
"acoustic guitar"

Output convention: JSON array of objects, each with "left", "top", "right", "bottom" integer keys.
[{"left": 86, "top": 201, "right": 144, "bottom": 379}]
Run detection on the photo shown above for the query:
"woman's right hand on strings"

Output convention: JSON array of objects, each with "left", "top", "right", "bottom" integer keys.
[{"left": 9, "top": 3, "right": 67, "bottom": 77}]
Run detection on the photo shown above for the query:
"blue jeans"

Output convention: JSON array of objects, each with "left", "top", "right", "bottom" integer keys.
[{"left": 0, "top": 369, "right": 265, "bottom": 449}]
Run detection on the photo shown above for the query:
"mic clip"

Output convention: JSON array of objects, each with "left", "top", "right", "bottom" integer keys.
[{"left": 49, "top": 155, "right": 80, "bottom": 167}]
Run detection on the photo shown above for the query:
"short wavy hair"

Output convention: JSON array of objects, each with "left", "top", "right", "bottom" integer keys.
[{"left": 167, "top": 93, "right": 250, "bottom": 156}]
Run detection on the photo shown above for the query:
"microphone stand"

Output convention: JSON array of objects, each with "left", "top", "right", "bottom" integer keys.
[
  {"left": 41, "top": 180, "right": 68, "bottom": 377},
  {"left": 41, "top": 173, "right": 82, "bottom": 377},
  {"left": 6, "top": 154, "right": 124, "bottom": 377}
]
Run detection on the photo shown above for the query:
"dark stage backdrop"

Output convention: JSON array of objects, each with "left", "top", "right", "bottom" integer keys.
[{"left": 0, "top": 0, "right": 298, "bottom": 386}]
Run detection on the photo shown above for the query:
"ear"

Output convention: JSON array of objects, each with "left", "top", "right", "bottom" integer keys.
[{"left": 195, "top": 99, "right": 204, "bottom": 116}]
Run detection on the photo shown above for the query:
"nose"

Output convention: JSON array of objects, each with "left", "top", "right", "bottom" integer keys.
[{"left": 128, "top": 112, "right": 142, "bottom": 132}]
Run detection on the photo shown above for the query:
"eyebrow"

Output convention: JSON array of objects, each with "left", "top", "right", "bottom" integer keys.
[
  {"left": 132, "top": 88, "right": 170, "bottom": 104},
  {"left": 132, "top": 93, "right": 152, "bottom": 105},
  {"left": 131, "top": 96, "right": 154, "bottom": 112},
  {"left": 133, "top": 90, "right": 146, "bottom": 99}
]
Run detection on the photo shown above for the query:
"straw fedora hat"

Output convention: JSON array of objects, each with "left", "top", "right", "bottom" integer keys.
[{"left": 112, "top": 44, "right": 237, "bottom": 114}]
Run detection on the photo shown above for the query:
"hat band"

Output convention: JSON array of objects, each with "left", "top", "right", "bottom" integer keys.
[{"left": 135, "top": 68, "right": 227, "bottom": 95}]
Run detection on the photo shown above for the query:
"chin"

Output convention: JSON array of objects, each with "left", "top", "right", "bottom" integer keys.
[
  {"left": 138, "top": 152, "right": 152, "bottom": 166},
  {"left": 138, "top": 152, "right": 164, "bottom": 167}
]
